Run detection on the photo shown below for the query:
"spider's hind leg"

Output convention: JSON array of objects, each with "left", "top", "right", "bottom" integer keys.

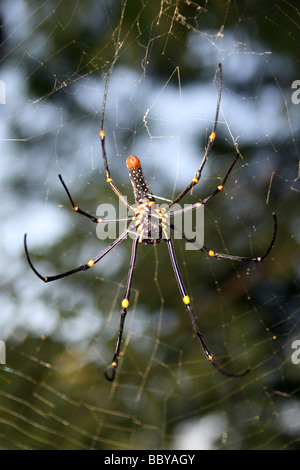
[
  {"left": 104, "top": 235, "right": 139, "bottom": 381},
  {"left": 166, "top": 237, "right": 250, "bottom": 378}
]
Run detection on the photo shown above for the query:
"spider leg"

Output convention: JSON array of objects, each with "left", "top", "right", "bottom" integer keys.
[
  {"left": 170, "top": 63, "right": 223, "bottom": 208},
  {"left": 166, "top": 238, "right": 250, "bottom": 377},
  {"left": 170, "top": 211, "right": 277, "bottom": 263},
  {"left": 169, "top": 151, "right": 240, "bottom": 217},
  {"left": 24, "top": 226, "right": 132, "bottom": 283},
  {"left": 104, "top": 235, "right": 139, "bottom": 381},
  {"left": 100, "top": 59, "right": 134, "bottom": 212},
  {"left": 200, "top": 151, "right": 239, "bottom": 206},
  {"left": 59, "top": 174, "right": 133, "bottom": 224}
]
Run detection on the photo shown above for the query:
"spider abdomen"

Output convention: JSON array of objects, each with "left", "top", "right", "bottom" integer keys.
[{"left": 126, "top": 155, "right": 156, "bottom": 205}]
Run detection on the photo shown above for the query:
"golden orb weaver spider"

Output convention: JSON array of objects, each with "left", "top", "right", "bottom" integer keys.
[{"left": 24, "top": 60, "right": 277, "bottom": 381}]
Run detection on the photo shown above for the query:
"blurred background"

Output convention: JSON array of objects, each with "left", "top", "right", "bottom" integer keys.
[{"left": 0, "top": 0, "right": 299, "bottom": 450}]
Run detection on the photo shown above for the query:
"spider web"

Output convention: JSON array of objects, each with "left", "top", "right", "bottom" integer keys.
[{"left": 0, "top": 0, "right": 299, "bottom": 450}]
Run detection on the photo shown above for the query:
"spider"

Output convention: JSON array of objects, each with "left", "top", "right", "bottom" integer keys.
[{"left": 24, "top": 60, "right": 277, "bottom": 381}]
